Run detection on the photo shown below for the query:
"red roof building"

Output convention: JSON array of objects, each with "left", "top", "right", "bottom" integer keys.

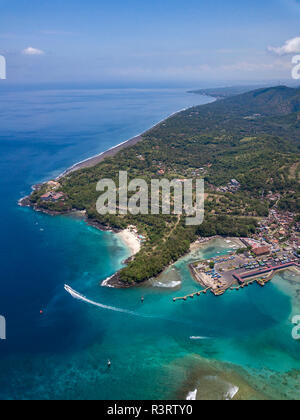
[
  {"left": 253, "top": 246, "right": 270, "bottom": 256},
  {"left": 41, "top": 192, "right": 52, "bottom": 200}
]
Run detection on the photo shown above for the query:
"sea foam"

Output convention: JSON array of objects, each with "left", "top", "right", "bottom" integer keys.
[
  {"left": 186, "top": 389, "right": 197, "bottom": 400},
  {"left": 225, "top": 385, "right": 239, "bottom": 400},
  {"left": 151, "top": 280, "right": 181, "bottom": 289}
]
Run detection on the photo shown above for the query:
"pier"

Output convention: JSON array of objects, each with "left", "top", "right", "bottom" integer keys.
[
  {"left": 173, "top": 276, "right": 274, "bottom": 301},
  {"left": 173, "top": 261, "right": 300, "bottom": 302},
  {"left": 173, "top": 277, "right": 262, "bottom": 301},
  {"left": 173, "top": 288, "right": 211, "bottom": 302}
]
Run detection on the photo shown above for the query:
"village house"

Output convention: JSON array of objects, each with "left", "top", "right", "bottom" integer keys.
[
  {"left": 47, "top": 181, "right": 61, "bottom": 190},
  {"left": 41, "top": 191, "right": 65, "bottom": 202},
  {"left": 157, "top": 169, "right": 165, "bottom": 176}
]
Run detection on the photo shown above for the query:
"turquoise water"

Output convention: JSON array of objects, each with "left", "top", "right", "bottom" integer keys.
[{"left": 0, "top": 87, "right": 299, "bottom": 400}]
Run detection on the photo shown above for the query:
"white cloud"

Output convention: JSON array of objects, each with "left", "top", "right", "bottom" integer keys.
[
  {"left": 22, "top": 47, "right": 45, "bottom": 56},
  {"left": 268, "top": 37, "right": 300, "bottom": 55}
]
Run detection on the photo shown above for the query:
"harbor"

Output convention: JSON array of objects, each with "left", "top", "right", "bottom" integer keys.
[{"left": 173, "top": 243, "right": 300, "bottom": 301}]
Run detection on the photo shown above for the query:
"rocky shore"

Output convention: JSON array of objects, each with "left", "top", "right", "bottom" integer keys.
[
  {"left": 101, "top": 272, "right": 135, "bottom": 289},
  {"left": 19, "top": 189, "right": 140, "bottom": 289}
]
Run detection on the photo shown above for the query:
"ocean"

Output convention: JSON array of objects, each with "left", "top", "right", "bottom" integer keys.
[{"left": 0, "top": 87, "right": 299, "bottom": 400}]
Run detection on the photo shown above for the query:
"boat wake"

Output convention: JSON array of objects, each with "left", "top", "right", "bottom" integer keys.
[
  {"left": 64, "top": 284, "right": 145, "bottom": 317},
  {"left": 190, "top": 336, "right": 210, "bottom": 340},
  {"left": 64, "top": 285, "right": 212, "bottom": 327}
]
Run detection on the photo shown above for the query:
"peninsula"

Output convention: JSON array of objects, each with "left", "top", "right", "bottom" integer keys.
[{"left": 20, "top": 86, "right": 300, "bottom": 287}]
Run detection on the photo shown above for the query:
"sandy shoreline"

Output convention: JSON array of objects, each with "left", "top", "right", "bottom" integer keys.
[
  {"left": 101, "top": 227, "right": 141, "bottom": 288},
  {"left": 56, "top": 107, "right": 189, "bottom": 179},
  {"left": 117, "top": 228, "right": 141, "bottom": 256},
  {"left": 58, "top": 135, "right": 143, "bottom": 178}
]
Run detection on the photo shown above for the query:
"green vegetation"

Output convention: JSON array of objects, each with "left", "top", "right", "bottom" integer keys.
[
  {"left": 28, "top": 86, "right": 300, "bottom": 285},
  {"left": 188, "top": 85, "right": 265, "bottom": 98}
]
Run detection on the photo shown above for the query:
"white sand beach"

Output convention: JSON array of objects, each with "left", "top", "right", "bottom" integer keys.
[{"left": 118, "top": 228, "right": 141, "bottom": 256}]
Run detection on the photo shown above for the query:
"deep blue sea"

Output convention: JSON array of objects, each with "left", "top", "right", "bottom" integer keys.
[{"left": 0, "top": 87, "right": 299, "bottom": 400}]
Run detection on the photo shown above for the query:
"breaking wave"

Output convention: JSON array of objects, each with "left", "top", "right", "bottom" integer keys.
[
  {"left": 224, "top": 385, "right": 239, "bottom": 400},
  {"left": 151, "top": 280, "right": 181, "bottom": 289},
  {"left": 186, "top": 389, "right": 197, "bottom": 400}
]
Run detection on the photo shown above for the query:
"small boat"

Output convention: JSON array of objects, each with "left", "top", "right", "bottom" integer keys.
[
  {"left": 141, "top": 296, "right": 144, "bottom": 303},
  {"left": 107, "top": 360, "right": 111, "bottom": 368}
]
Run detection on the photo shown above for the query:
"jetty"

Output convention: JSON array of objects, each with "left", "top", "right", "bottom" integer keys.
[
  {"left": 174, "top": 260, "right": 300, "bottom": 301},
  {"left": 173, "top": 288, "right": 211, "bottom": 302}
]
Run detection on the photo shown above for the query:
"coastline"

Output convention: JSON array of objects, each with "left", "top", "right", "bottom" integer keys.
[
  {"left": 19, "top": 100, "right": 214, "bottom": 290},
  {"left": 18, "top": 92, "right": 217, "bottom": 206},
  {"left": 101, "top": 236, "right": 245, "bottom": 289},
  {"left": 9, "top": 86, "right": 300, "bottom": 401},
  {"left": 19, "top": 105, "right": 193, "bottom": 207},
  {"left": 100, "top": 229, "right": 141, "bottom": 289},
  {"left": 56, "top": 106, "right": 190, "bottom": 179},
  {"left": 117, "top": 228, "right": 141, "bottom": 257},
  {"left": 58, "top": 135, "right": 143, "bottom": 178}
]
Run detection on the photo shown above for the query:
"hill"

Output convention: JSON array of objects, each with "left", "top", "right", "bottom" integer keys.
[
  {"left": 188, "top": 85, "right": 266, "bottom": 98},
  {"left": 218, "top": 86, "right": 300, "bottom": 116}
]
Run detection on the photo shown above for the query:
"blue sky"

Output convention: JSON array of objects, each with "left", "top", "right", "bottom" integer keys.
[{"left": 0, "top": 0, "right": 300, "bottom": 86}]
